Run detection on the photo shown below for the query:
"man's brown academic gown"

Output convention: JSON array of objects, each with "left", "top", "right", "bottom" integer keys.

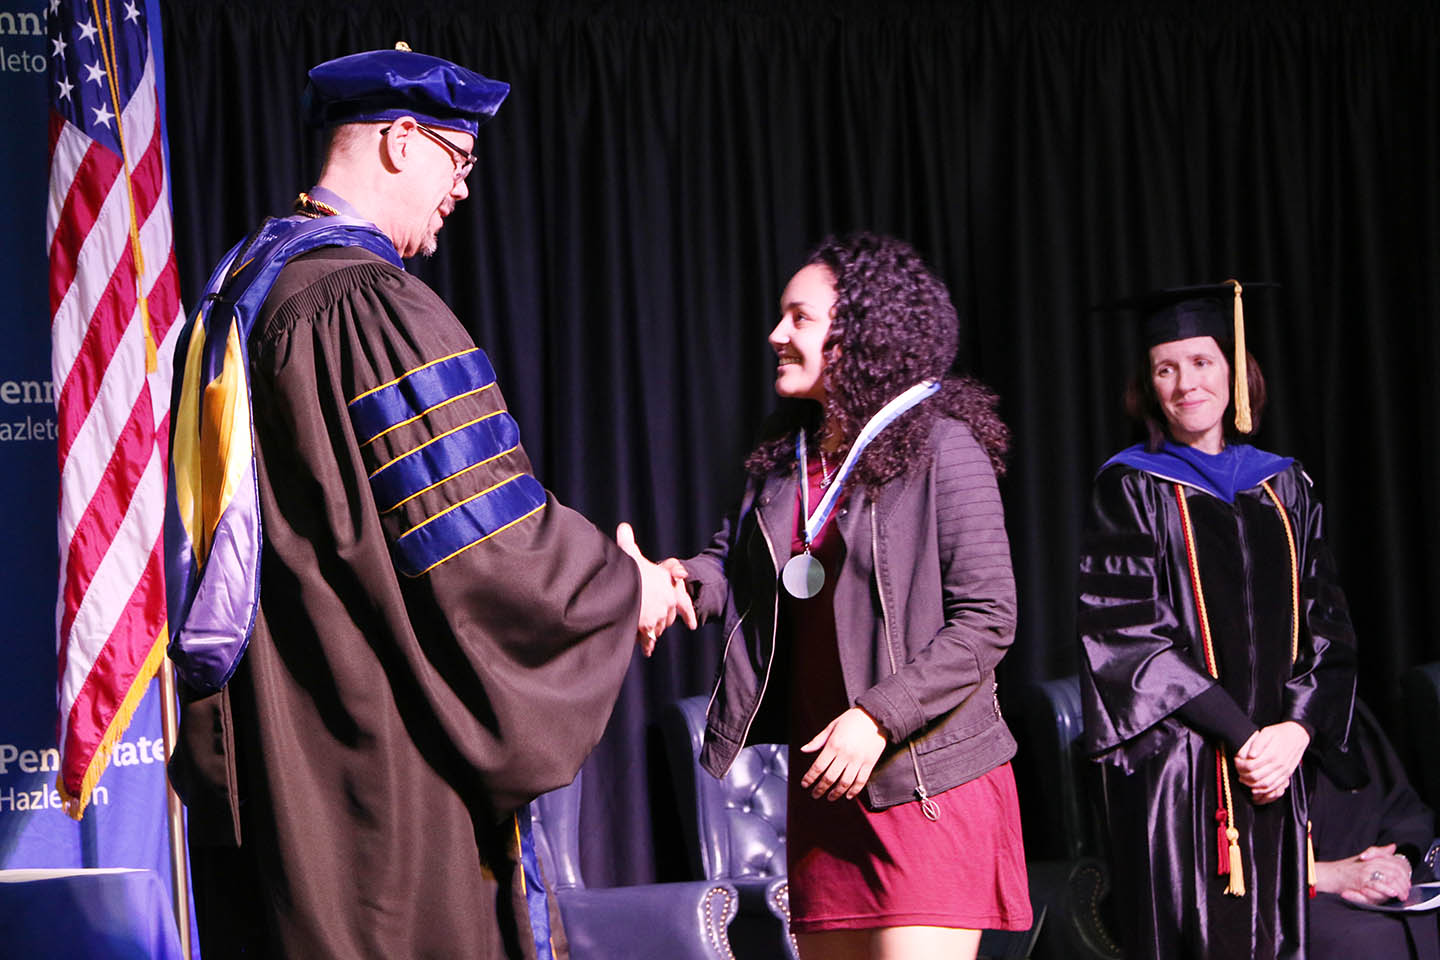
[{"left": 172, "top": 244, "right": 639, "bottom": 959}]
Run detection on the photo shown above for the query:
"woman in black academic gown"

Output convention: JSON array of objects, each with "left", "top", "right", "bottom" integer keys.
[{"left": 1076, "top": 282, "right": 1358, "bottom": 960}]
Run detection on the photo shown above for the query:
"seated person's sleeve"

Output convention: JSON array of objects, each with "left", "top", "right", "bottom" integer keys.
[{"left": 1312, "top": 700, "right": 1437, "bottom": 876}]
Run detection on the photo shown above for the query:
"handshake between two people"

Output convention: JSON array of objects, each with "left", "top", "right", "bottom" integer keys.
[{"left": 615, "top": 523, "right": 697, "bottom": 656}]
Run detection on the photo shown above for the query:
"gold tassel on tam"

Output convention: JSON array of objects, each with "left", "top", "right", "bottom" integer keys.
[{"left": 1230, "top": 279, "right": 1252, "bottom": 433}]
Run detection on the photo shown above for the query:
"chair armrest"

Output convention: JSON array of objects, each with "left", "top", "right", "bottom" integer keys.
[
  {"left": 554, "top": 880, "right": 738, "bottom": 960},
  {"left": 763, "top": 876, "right": 800, "bottom": 960},
  {"left": 1025, "top": 857, "right": 1122, "bottom": 960},
  {"left": 725, "top": 876, "right": 797, "bottom": 960}
]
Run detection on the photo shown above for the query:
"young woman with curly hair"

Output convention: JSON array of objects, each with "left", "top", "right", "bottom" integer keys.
[{"left": 663, "top": 232, "right": 1032, "bottom": 960}]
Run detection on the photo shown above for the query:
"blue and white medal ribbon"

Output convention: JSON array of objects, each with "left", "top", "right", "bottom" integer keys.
[{"left": 781, "top": 379, "right": 942, "bottom": 598}]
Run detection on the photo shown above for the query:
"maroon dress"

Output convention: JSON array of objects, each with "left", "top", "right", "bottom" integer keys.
[{"left": 783, "top": 460, "right": 1031, "bottom": 933}]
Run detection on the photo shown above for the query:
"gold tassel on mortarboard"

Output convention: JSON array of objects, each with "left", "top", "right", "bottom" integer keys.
[{"left": 1230, "top": 279, "right": 1253, "bottom": 433}]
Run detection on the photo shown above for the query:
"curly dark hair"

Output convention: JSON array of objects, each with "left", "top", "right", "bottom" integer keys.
[
  {"left": 745, "top": 232, "right": 1010, "bottom": 487},
  {"left": 1122, "top": 335, "right": 1268, "bottom": 452}
]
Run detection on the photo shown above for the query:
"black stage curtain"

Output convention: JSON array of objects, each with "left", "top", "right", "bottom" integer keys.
[{"left": 159, "top": 0, "right": 1440, "bottom": 886}]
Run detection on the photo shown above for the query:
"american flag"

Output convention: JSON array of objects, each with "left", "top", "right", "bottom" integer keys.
[{"left": 47, "top": 0, "right": 184, "bottom": 818}]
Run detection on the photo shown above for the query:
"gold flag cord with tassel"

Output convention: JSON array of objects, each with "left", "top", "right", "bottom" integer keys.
[{"left": 92, "top": 0, "right": 156, "bottom": 374}]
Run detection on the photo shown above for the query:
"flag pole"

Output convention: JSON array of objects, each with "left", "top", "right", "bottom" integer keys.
[{"left": 159, "top": 658, "right": 193, "bottom": 959}]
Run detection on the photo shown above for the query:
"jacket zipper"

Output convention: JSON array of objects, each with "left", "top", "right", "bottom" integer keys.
[
  {"left": 871, "top": 502, "right": 939, "bottom": 821},
  {"left": 710, "top": 500, "right": 782, "bottom": 765},
  {"left": 705, "top": 600, "right": 751, "bottom": 721}
]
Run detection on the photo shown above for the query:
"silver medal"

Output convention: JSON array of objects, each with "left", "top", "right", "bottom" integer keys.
[{"left": 781, "top": 552, "right": 825, "bottom": 599}]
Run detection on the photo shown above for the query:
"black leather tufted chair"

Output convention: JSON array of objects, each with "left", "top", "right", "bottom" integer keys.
[
  {"left": 529, "top": 769, "right": 740, "bottom": 960},
  {"left": 1013, "top": 676, "right": 1122, "bottom": 960},
  {"left": 662, "top": 695, "right": 799, "bottom": 960},
  {"left": 1017, "top": 676, "right": 1097, "bottom": 862}
]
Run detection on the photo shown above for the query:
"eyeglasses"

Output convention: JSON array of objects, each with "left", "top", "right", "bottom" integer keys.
[{"left": 380, "top": 121, "right": 477, "bottom": 182}]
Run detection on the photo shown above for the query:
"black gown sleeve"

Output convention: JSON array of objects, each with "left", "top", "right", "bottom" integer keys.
[
  {"left": 1078, "top": 464, "right": 1224, "bottom": 770},
  {"left": 1176, "top": 685, "right": 1259, "bottom": 751},
  {"left": 1313, "top": 700, "right": 1437, "bottom": 873}
]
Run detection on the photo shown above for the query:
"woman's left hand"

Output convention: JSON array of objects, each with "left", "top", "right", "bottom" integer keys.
[
  {"left": 1235, "top": 720, "right": 1310, "bottom": 804},
  {"left": 798, "top": 708, "right": 888, "bottom": 801},
  {"left": 1315, "top": 843, "right": 1412, "bottom": 904}
]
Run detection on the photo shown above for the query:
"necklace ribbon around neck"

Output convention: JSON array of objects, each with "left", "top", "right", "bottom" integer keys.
[{"left": 781, "top": 378, "right": 941, "bottom": 598}]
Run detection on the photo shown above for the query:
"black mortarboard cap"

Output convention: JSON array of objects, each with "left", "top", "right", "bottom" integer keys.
[
  {"left": 303, "top": 43, "right": 509, "bottom": 137},
  {"left": 1109, "top": 281, "right": 1274, "bottom": 349},
  {"left": 1107, "top": 280, "right": 1277, "bottom": 433}
]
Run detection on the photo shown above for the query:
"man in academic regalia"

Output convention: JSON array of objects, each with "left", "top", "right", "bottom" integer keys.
[{"left": 162, "top": 46, "right": 687, "bottom": 959}]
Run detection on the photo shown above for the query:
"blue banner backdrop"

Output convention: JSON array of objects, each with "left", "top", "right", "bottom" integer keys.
[{"left": 0, "top": 0, "right": 186, "bottom": 948}]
